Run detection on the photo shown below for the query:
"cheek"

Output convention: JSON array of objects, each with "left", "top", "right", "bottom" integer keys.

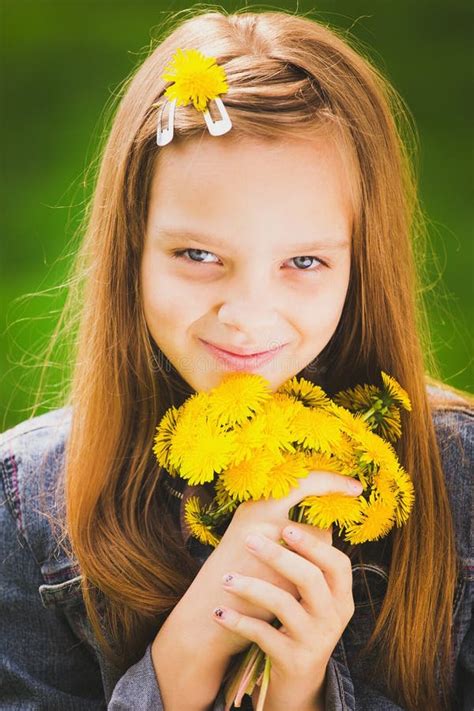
[
  {"left": 297, "top": 271, "right": 349, "bottom": 339},
  {"left": 141, "top": 263, "right": 208, "bottom": 335}
]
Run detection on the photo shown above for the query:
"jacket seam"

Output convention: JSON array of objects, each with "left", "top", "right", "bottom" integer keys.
[
  {"left": 0, "top": 452, "right": 28, "bottom": 545},
  {"left": 333, "top": 661, "right": 350, "bottom": 711},
  {"left": 0, "top": 452, "right": 55, "bottom": 578},
  {"left": 0, "top": 461, "right": 44, "bottom": 579}
]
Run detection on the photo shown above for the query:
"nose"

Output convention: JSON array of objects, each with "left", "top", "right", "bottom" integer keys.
[
  {"left": 218, "top": 299, "right": 278, "bottom": 329},
  {"left": 216, "top": 283, "right": 279, "bottom": 339}
]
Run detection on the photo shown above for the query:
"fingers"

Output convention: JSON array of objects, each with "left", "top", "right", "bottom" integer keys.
[
  {"left": 283, "top": 470, "right": 363, "bottom": 511},
  {"left": 212, "top": 604, "right": 291, "bottom": 664},
  {"left": 282, "top": 524, "right": 354, "bottom": 621},
  {"left": 243, "top": 532, "right": 333, "bottom": 618},
  {"left": 296, "top": 521, "right": 332, "bottom": 546},
  {"left": 218, "top": 571, "right": 309, "bottom": 643}
]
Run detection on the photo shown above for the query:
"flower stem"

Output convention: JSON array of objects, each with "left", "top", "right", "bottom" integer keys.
[
  {"left": 360, "top": 407, "right": 375, "bottom": 421},
  {"left": 255, "top": 655, "right": 272, "bottom": 711},
  {"left": 211, "top": 499, "right": 236, "bottom": 517}
]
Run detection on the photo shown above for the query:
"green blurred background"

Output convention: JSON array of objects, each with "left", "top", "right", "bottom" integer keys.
[{"left": 1, "top": 1, "right": 472, "bottom": 431}]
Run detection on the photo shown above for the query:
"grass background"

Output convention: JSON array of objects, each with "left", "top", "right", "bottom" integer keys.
[{"left": 1, "top": 0, "right": 472, "bottom": 431}]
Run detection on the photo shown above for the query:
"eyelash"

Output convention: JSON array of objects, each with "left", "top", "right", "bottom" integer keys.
[{"left": 170, "top": 248, "right": 327, "bottom": 272}]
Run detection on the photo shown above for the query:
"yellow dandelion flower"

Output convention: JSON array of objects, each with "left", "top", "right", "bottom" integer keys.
[
  {"left": 161, "top": 48, "right": 229, "bottom": 112},
  {"left": 153, "top": 405, "right": 180, "bottom": 469},
  {"left": 334, "top": 383, "right": 405, "bottom": 442},
  {"left": 328, "top": 432, "right": 360, "bottom": 472},
  {"left": 272, "top": 393, "right": 308, "bottom": 426},
  {"left": 260, "top": 398, "right": 298, "bottom": 455},
  {"left": 206, "top": 372, "right": 272, "bottom": 427},
  {"left": 381, "top": 372, "right": 412, "bottom": 411},
  {"left": 169, "top": 416, "right": 237, "bottom": 486},
  {"left": 291, "top": 408, "right": 343, "bottom": 453},
  {"left": 231, "top": 416, "right": 268, "bottom": 465},
  {"left": 332, "top": 404, "right": 371, "bottom": 439},
  {"left": 278, "top": 376, "right": 331, "bottom": 409},
  {"left": 184, "top": 496, "right": 221, "bottom": 547},
  {"left": 372, "top": 467, "right": 398, "bottom": 510},
  {"left": 376, "top": 407, "right": 402, "bottom": 442},
  {"left": 263, "top": 451, "right": 309, "bottom": 499},
  {"left": 354, "top": 429, "right": 398, "bottom": 469},
  {"left": 303, "top": 451, "right": 344, "bottom": 475},
  {"left": 344, "top": 497, "right": 396, "bottom": 544},
  {"left": 334, "top": 383, "right": 379, "bottom": 412},
  {"left": 213, "top": 476, "right": 239, "bottom": 514},
  {"left": 180, "top": 391, "right": 213, "bottom": 422},
  {"left": 220, "top": 450, "right": 281, "bottom": 501},
  {"left": 392, "top": 467, "right": 415, "bottom": 525},
  {"left": 301, "top": 493, "right": 364, "bottom": 528}
]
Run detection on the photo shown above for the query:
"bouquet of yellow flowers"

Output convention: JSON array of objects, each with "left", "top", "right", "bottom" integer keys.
[{"left": 153, "top": 372, "right": 414, "bottom": 709}]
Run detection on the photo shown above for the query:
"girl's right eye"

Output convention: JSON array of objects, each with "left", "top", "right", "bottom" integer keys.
[{"left": 170, "top": 248, "right": 218, "bottom": 264}]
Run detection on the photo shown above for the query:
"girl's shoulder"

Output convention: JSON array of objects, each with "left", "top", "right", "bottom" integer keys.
[
  {"left": 0, "top": 406, "right": 78, "bottom": 587},
  {"left": 0, "top": 405, "right": 72, "bottom": 527},
  {"left": 427, "top": 381, "right": 473, "bottom": 472},
  {"left": 0, "top": 405, "right": 72, "bottom": 455},
  {"left": 427, "top": 382, "right": 473, "bottom": 572}
]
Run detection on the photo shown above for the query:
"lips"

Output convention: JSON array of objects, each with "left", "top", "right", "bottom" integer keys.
[
  {"left": 204, "top": 341, "right": 282, "bottom": 356},
  {"left": 199, "top": 339, "right": 287, "bottom": 371}
]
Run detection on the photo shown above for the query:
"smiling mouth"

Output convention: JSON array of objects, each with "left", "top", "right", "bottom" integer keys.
[
  {"left": 202, "top": 340, "right": 284, "bottom": 357},
  {"left": 199, "top": 339, "right": 287, "bottom": 370}
]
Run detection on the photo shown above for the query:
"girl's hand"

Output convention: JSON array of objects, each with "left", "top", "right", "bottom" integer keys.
[
  {"left": 151, "top": 473, "right": 360, "bottom": 709},
  {"left": 212, "top": 521, "right": 355, "bottom": 711},
  {"left": 199, "top": 470, "right": 361, "bottom": 656}
]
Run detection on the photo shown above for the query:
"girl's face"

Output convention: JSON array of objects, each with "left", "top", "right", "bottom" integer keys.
[{"left": 141, "top": 134, "right": 353, "bottom": 393}]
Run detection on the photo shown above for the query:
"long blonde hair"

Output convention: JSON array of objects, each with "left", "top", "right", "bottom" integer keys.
[{"left": 38, "top": 9, "right": 469, "bottom": 710}]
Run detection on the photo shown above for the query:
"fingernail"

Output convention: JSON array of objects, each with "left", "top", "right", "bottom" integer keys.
[
  {"left": 283, "top": 526, "right": 302, "bottom": 541},
  {"left": 222, "top": 573, "right": 235, "bottom": 586},
  {"left": 245, "top": 533, "right": 264, "bottom": 551},
  {"left": 213, "top": 607, "right": 227, "bottom": 619},
  {"left": 348, "top": 479, "right": 363, "bottom": 494}
]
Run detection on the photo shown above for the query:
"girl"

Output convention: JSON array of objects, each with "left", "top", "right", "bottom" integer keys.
[{"left": 0, "top": 8, "right": 472, "bottom": 711}]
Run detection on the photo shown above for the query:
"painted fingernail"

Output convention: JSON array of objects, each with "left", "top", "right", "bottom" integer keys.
[
  {"left": 245, "top": 533, "right": 264, "bottom": 551},
  {"left": 348, "top": 479, "right": 363, "bottom": 494},
  {"left": 213, "top": 607, "right": 227, "bottom": 619},
  {"left": 283, "top": 526, "right": 302, "bottom": 541},
  {"left": 222, "top": 573, "right": 235, "bottom": 586}
]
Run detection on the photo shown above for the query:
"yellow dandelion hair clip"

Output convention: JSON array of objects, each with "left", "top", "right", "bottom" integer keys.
[{"left": 155, "top": 47, "right": 233, "bottom": 146}]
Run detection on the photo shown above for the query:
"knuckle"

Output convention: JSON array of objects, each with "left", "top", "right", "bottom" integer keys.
[
  {"left": 249, "top": 618, "right": 267, "bottom": 647},
  {"left": 232, "top": 612, "right": 246, "bottom": 633},
  {"left": 265, "top": 540, "right": 283, "bottom": 562},
  {"left": 327, "top": 612, "right": 343, "bottom": 638},
  {"left": 308, "top": 566, "right": 325, "bottom": 589},
  {"left": 279, "top": 589, "right": 298, "bottom": 612},
  {"left": 338, "top": 553, "right": 353, "bottom": 578}
]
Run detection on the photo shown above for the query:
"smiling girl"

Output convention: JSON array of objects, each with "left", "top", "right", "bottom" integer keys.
[{"left": 0, "top": 8, "right": 472, "bottom": 711}]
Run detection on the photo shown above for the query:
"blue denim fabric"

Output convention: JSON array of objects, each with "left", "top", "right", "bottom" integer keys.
[{"left": 0, "top": 388, "right": 472, "bottom": 710}]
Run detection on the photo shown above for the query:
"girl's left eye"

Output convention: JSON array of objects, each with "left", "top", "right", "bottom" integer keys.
[{"left": 170, "top": 249, "right": 325, "bottom": 271}]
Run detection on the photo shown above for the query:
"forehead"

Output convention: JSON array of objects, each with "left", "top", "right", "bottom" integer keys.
[{"left": 147, "top": 132, "right": 357, "bottom": 243}]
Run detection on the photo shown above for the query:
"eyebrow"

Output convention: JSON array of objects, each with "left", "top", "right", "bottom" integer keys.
[{"left": 154, "top": 227, "right": 349, "bottom": 252}]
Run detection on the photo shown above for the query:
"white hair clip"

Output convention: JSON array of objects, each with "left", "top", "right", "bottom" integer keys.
[{"left": 156, "top": 48, "right": 232, "bottom": 146}]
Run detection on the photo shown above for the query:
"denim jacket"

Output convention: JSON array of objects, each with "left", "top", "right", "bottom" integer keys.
[{"left": 1, "top": 388, "right": 472, "bottom": 710}]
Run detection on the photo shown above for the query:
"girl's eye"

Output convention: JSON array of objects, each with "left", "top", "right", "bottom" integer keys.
[
  {"left": 289, "top": 256, "right": 323, "bottom": 271},
  {"left": 171, "top": 248, "right": 219, "bottom": 264},
  {"left": 170, "top": 249, "right": 325, "bottom": 271}
]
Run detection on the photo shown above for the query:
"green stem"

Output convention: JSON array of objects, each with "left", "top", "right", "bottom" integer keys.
[
  {"left": 360, "top": 407, "right": 375, "bottom": 422},
  {"left": 211, "top": 499, "right": 237, "bottom": 517}
]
